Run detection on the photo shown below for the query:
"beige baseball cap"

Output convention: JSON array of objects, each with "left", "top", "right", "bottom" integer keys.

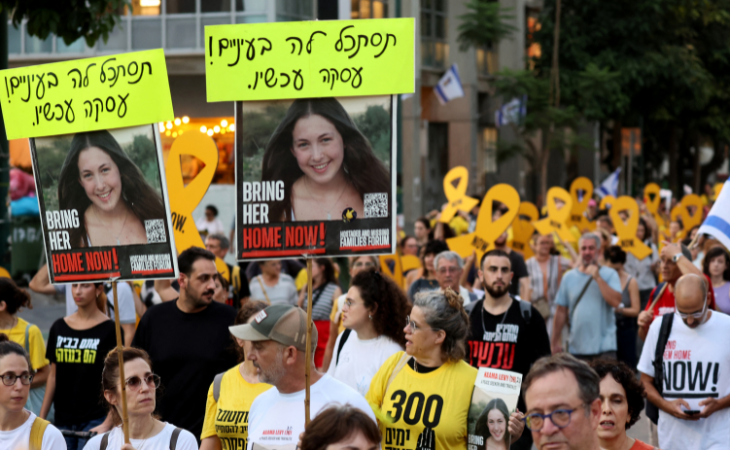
[{"left": 229, "top": 304, "right": 317, "bottom": 352}]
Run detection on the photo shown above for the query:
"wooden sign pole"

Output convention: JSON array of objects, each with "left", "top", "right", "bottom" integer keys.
[
  {"left": 304, "top": 258, "right": 314, "bottom": 425},
  {"left": 111, "top": 282, "right": 130, "bottom": 443}
]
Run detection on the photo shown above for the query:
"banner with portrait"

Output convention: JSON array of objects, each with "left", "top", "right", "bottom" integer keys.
[{"left": 467, "top": 368, "right": 523, "bottom": 450}]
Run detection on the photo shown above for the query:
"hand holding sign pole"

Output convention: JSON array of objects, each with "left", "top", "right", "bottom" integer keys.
[
  {"left": 439, "top": 166, "right": 478, "bottom": 224},
  {"left": 534, "top": 187, "right": 575, "bottom": 242},
  {"left": 610, "top": 196, "right": 652, "bottom": 259}
]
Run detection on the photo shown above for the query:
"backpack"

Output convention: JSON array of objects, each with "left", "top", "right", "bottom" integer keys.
[
  {"left": 29, "top": 417, "right": 49, "bottom": 450},
  {"left": 465, "top": 295, "right": 533, "bottom": 323},
  {"left": 100, "top": 427, "right": 183, "bottom": 450}
]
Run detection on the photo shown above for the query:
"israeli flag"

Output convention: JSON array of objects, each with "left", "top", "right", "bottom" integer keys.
[
  {"left": 699, "top": 181, "right": 730, "bottom": 250},
  {"left": 434, "top": 64, "right": 465, "bottom": 105},
  {"left": 495, "top": 96, "right": 527, "bottom": 127},
  {"left": 596, "top": 168, "right": 621, "bottom": 198}
]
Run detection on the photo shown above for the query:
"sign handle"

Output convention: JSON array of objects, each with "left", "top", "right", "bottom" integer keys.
[
  {"left": 111, "top": 281, "right": 130, "bottom": 443},
  {"left": 304, "top": 258, "right": 313, "bottom": 425}
]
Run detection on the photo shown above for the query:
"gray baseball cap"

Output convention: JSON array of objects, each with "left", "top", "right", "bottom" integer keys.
[{"left": 229, "top": 304, "right": 317, "bottom": 352}]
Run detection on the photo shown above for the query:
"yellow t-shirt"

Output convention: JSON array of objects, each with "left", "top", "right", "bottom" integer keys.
[
  {"left": 0, "top": 318, "right": 49, "bottom": 371},
  {"left": 201, "top": 365, "right": 272, "bottom": 448},
  {"left": 366, "top": 352, "right": 477, "bottom": 450}
]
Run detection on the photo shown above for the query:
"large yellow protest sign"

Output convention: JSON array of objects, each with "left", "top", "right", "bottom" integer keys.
[
  {"left": 670, "top": 194, "right": 703, "bottom": 239},
  {"left": 644, "top": 183, "right": 665, "bottom": 228},
  {"left": 205, "top": 19, "right": 415, "bottom": 101},
  {"left": 0, "top": 50, "right": 173, "bottom": 140},
  {"left": 534, "top": 187, "right": 575, "bottom": 242},
  {"left": 447, "top": 184, "right": 519, "bottom": 263},
  {"left": 569, "top": 177, "right": 595, "bottom": 231},
  {"left": 600, "top": 195, "right": 616, "bottom": 210},
  {"left": 165, "top": 133, "right": 229, "bottom": 281},
  {"left": 610, "top": 196, "right": 652, "bottom": 260},
  {"left": 439, "top": 166, "right": 479, "bottom": 224},
  {"left": 509, "top": 201, "right": 538, "bottom": 259}
]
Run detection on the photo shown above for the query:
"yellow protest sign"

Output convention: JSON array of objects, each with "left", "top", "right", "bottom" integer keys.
[
  {"left": 439, "top": 166, "right": 479, "bottom": 224},
  {"left": 714, "top": 183, "right": 724, "bottom": 201},
  {"left": 569, "top": 177, "right": 595, "bottom": 231},
  {"left": 600, "top": 195, "right": 616, "bottom": 210},
  {"left": 379, "top": 254, "right": 404, "bottom": 289},
  {"left": 401, "top": 255, "right": 422, "bottom": 273},
  {"left": 165, "top": 133, "right": 229, "bottom": 281},
  {"left": 670, "top": 194, "right": 703, "bottom": 239},
  {"left": 0, "top": 50, "right": 173, "bottom": 140},
  {"left": 509, "top": 201, "right": 538, "bottom": 259},
  {"left": 534, "top": 187, "right": 575, "bottom": 242},
  {"left": 643, "top": 182, "right": 665, "bottom": 228},
  {"left": 610, "top": 196, "right": 652, "bottom": 260},
  {"left": 447, "top": 184, "right": 520, "bottom": 262},
  {"left": 205, "top": 19, "right": 415, "bottom": 101}
]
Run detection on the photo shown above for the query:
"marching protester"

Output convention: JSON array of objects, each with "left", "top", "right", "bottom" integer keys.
[
  {"left": 0, "top": 279, "right": 50, "bottom": 417},
  {"left": 590, "top": 359, "right": 655, "bottom": 450},
  {"left": 491, "top": 216, "right": 529, "bottom": 299},
  {"left": 205, "top": 233, "right": 250, "bottom": 307},
  {"left": 400, "top": 235, "right": 420, "bottom": 257},
  {"left": 552, "top": 233, "right": 622, "bottom": 361},
  {"left": 248, "top": 260, "right": 298, "bottom": 305},
  {"left": 603, "top": 246, "right": 641, "bottom": 367},
  {"left": 322, "top": 256, "right": 379, "bottom": 371},
  {"left": 367, "top": 288, "right": 524, "bottom": 450},
  {"left": 522, "top": 353, "right": 602, "bottom": 450},
  {"left": 0, "top": 334, "right": 65, "bottom": 450},
  {"left": 298, "top": 258, "right": 342, "bottom": 368},
  {"left": 200, "top": 301, "right": 271, "bottom": 450},
  {"left": 406, "top": 239, "right": 449, "bottom": 300},
  {"left": 414, "top": 217, "right": 431, "bottom": 250},
  {"left": 196, "top": 204, "right": 225, "bottom": 237},
  {"left": 83, "top": 348, "right": 198, "bottom": 450},
  {"left": 624, "top": 217, "right": 659, "bottom": 310},
  {"left": 41, "top": 283, "right": 118, "bottom": 450},
  {"left": 231, "top": 304, "right": 375, "bottom": 449},
  {"left": 433, "top": 251, "right": 476, "bottom": 304},
  {"left": 327, "top": 270, "right": 408, "bottom": 396},
  {"left": 300, "top": 404, "right": 381, "bottom": 450},
  {"left": 702, "top": 246, "right": 730, "bottom": 313},
  {"left": 132, "top": 247, "right": 238, "bottom": 441},
  {"left": 638, "top": 274, "right": 730, "bottom": 450},
  {"left": 467, "top": 249, "right": 549, "bottom": 450}
]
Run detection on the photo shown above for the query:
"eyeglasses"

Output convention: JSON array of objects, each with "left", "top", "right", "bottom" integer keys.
[
  {"left": 353, "top": 261, "right": 375, "bottom": 268},
  {"left": 344, "top": 298, "right": 359, "bottom": 308},
  {"left": 676, "top": 299, "right": 708, "bottom": 320},
  {"left": 1, "top": 372, "right": 33, "bottom": 386},
  {"left": 523, "top": 404, "right": 586, "bottom": 431},
  {"left": 405, "top": 316, "right": 440, "bottom": 332},
  {"left": 437, "top": 267, "right": 460, "bottom": 274},
  {"left": 125, "top": 374, "right": 161, "bottom": 391}
]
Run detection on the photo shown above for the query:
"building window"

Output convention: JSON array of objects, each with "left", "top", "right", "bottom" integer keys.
[
  {"left": 351, "top": 0, "right": 388, "bottom": 19},
  {"left": 476, "top": 47, "right": 497, "bottom": 76},
  {"left": 482, "top": 127, "right": 497, "bottom": 173},
  {"left": 526, "top": 8, "right": 541, "bottom": 69},
  {"left": 421, "top": 0, "right": 448, "bottom": 69}
]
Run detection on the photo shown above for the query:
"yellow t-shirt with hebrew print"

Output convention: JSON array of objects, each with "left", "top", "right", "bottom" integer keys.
[
  {"left": 0, "top": 318, "right": 49, "bottom": 371},
  {"left": 366, "top": 352, "right": 477, "bottom": 450},
  {"left": 201, "top": 365, "right": 271, "bottom": 449}
]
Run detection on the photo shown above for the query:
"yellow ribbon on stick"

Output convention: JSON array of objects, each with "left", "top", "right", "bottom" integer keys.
[{"left": 439, "top": 166, "right": 479, "bottom": 224}]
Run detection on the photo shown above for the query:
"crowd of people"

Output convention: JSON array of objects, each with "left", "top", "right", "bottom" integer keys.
[{"left": 0, "top": 188, "right": 728, "bottom": 450}]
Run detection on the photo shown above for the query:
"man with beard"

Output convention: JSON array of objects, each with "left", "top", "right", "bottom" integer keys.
[
  {"left": 132, "top": 247, "right": 237, "bottom": 441},
  {"left": 467, "top": 249, "right": 551, "bottom": 450},
  {"left": 231, "top": 304, "right": 375, "bottom": 450},
  {"left": 492, "top": 210, "right": 529, "bottom": 299}
]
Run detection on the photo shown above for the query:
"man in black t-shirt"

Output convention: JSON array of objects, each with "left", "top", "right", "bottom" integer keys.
[
  {"left": 132, "top": 247, "right": 237, "bottom": 441},
  {"left": 467, "top": 249, "right": 551, "bottom": 450}
]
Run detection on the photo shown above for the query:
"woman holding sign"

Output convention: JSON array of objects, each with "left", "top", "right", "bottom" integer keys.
[
  {"left": 261, "top": 97, "right": 390, "bottom": 222},
  {"left": 58, "top": 130, "right": 166, "bottom": 247}
]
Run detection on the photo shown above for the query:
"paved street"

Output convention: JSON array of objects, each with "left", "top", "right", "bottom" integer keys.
[{"left": 18, "top": 288, "right": 65, "bottom": 339}]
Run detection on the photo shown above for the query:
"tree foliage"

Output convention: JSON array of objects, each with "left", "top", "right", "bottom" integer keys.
[{"left": 457, "top": 0, "right": 517, "bottom": 51}]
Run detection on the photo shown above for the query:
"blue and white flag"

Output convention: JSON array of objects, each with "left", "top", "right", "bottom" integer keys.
[
  {"left": 699, "top": 181, "right": 730, "bottom": 250},
  {"left": 495, "top": 96, "right": 527, "bottom": 127},
  {"left": 434, "top": 64, "right": 465, "bottom": 105},
  {"left": 596, "top": 168, "right": 621, "bottom": 198}
]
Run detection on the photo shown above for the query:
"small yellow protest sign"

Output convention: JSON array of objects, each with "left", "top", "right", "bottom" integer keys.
[
  {"left": 610, "top": 196, "right": 652, "bottom": 260},
  {"left": 439, "top": 166, "right": 479, "bottom": 224},
  {"left": 534, "top": 187, "right": 575, "bottom": 242},
  {"left": 205, "top": 19, "right": 415, "bottom": 101},
  {"left": 600, "top": 195, "right": 616, "bottom": 210},
  {"left": 166, "top": 133, "right": 229, "bottom": 281},
  {"left": 670, "top": 194, "right": 703, "bottom": 239},
  {"left": 379, "top": 254, "right": 404, "bottom": 289},
  {"left": 644, "top": 183, "right": 665, "bottom": 228},
  {"left": 569, "top": 177, "right": 595, "bottom": 232},
  {"left": 0, "top": 50, "right": 173, "bottom": 140},
  {"left": 509, "top": 201, "right": 538, "bottom": 259},
  {"left": 447, "top": 184, "right": 520, "bottom": 263}
]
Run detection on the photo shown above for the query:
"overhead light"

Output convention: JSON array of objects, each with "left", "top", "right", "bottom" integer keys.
[
  {"left": 214, "top": 126, "right": 221, "bottom": 133},
  {"left": 200, "top": 126, "right": 207, "bottom": 133},
  {"left": 207, "top": 129, "right": 214, "bottom": 136},
  {"left": 229, "top": 124, "right": 235, "bottom": 132},
  {"left": 166, "top": 121, "right": 172, "bottom": 130},
  {"left": 174, "top": 118, "right": 181, "bottom": 126},
  {"left": 140, "top": 0, "right": 161, "bottom": 6},
  {"left": 182, "top": 116, "right": 190, "bottom": 124},
  {"left": 158, "top": 123, "right": 165, "bottom": 132},
  {"left": 221, "top": 119, "right": 228, "bottom": 127},
  {"left": 172, "top": 132, "right": 178, "bottom": 138},
  {"left": 165, "top": 130, "right": 171, "bottom": 136}
]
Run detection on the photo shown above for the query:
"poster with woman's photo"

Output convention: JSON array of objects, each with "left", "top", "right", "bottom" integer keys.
[
  {"left": 30, "top": 124, "right": 178, "bottom": 283},
  {"left": 235, "top": 95, "right": 396, "bottom": 260},
  {"left": 467, "top": 368, "right": 523, "bottom": 450}
]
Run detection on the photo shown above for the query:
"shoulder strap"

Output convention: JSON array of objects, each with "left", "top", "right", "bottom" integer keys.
[
  {"left": 652, "top": 313, "right": 674, "bottom": 394},
  {"left": 648, "top": 282, "right": 668, "bottom": 313},
  {"left": 100, "top": 431, "right": 111, "bottom": 450},
  {"left": 169, "top": 427, "right": 183, "bottom": 450},
  {"left": 385, "top": 352, "right": 412, "bottom": 395},
  {"left": 517, "top": 298, "right": 532, "bottom": 324},
  {"left": 24, "top": 323, "right": 31, "bottom": 353},
  {"left": 213, "top": 372, "right": 225, "bottom": 402},
  {"left": 309, "top": 284, "right": 327, "bottom": 309},
  {"left": 256, "top": 276, "right": 271, "bottom": 305},
  {"left": 29, "top": 417, "right": 50, "bottom": 450},
  {"left": 569, "top": 277, "right": 593, "bottom": 324},
  {"left": 336, "top": 329, "right": 352, "bottom": 366}
]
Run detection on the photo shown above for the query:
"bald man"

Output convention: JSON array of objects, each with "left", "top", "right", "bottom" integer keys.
[{"left": 637, "top": 274, "right": 730, "bottom": 450}]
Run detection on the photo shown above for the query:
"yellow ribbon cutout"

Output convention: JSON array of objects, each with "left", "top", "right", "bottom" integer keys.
[
  {"left": 534, "top": 187, "right": 575, "bottom": 242},
  {"left": 670, "top": 194, "right": 703, "bottom": 241},
  {"left": 380, "top": 253, "right": 421, "bottom": 291},
  {"left": 599, "top": 195, "right": 616, "bottom": 210},
  {"left": 447, "top": 184, "right": 520, "bottom": 263},
  {"left": 439, "top": 166, "right": 479, "bottom": 223},
  {"left": 610, "top": 196, "right": 652, "bottom": 260},
  {"left": 165, "top": 133, "right": 230, "bottom": 281},
  {"left": 509, "top": 201, "right": 538, "bottom": 259},
  {"left": 714, "top": 183, "right": 724, "bottom": 202},
  {"left": 569, "top": 177, "right": 595, "bottom": 232},
  {"left": 643, "top": 183, "right": 665, "bottom": 228}
]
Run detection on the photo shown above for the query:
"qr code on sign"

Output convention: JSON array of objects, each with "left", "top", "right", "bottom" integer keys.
[
  {"left": 145, "top": 220, "right": 167, "bottom": 243},
  {"left": 364, "top": 193, "right": 388, "bottom": 218}
]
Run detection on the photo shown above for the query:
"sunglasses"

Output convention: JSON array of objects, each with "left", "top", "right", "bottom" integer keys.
[{"left": 125, "top": 374, "right": 161, "bottom": 391}]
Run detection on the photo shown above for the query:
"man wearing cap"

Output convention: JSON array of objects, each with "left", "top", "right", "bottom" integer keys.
[{"left": 231, "top": 304, "right": 376, "bottom": 450}]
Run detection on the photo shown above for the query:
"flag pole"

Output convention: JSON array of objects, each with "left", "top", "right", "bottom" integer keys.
[
  {"left": 304, "top": 257, "right": 313, "bottom": 425},
  {"left": 111, "top": 281, "right": 130, "bottom": 443}
]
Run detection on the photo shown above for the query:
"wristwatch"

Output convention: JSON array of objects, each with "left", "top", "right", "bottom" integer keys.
[{"left": 672, "top": 253, "right": 683, "bottom": 263}]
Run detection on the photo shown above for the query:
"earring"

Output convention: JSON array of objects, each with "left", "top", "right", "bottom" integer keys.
[{"left": 368, "top": 314, "right": 372, "bottom": 320}]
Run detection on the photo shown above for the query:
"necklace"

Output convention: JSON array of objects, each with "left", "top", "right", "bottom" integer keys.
[
  {"left": 481, "top": 300, "right": 511, "bottom": 340},
  {"left": 303, "top": 177, "right": 347, "bottom": 220},
  {"left": 94, "top": 206, "right": 128, "bottom": 245},
  {"left": 0, "top": 316, "right": 17, "bottom": 330}
]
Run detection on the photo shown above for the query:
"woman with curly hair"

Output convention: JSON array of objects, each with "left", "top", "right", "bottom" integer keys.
[
  {"left": 474, "top": 398, "right": 511, "bottom": 450},
  {"left": 327, "top": 270, "right": 409, "bottom": 396},
  {"left": 590, "top": 359, "right": 656, "bottom": 450}
]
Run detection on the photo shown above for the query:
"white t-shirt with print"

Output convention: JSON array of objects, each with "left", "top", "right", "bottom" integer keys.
[
  {"left": 0, "top": 411, "right": 65, "bottom": 450},
  {"left": 59, "top": 283, "right": 136, "bottom": 324},
  {"left": 638, "top": 311, "right": 730, "bottom": 450},
  {"left": 247, "top": 374, "right": 376, "bottom": 450},
  {"left": 83, "top": 423, "right": 197, "bottom": 450},
  {"left": 327, "top": 331, "right": 403, "bottom": 396}
]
